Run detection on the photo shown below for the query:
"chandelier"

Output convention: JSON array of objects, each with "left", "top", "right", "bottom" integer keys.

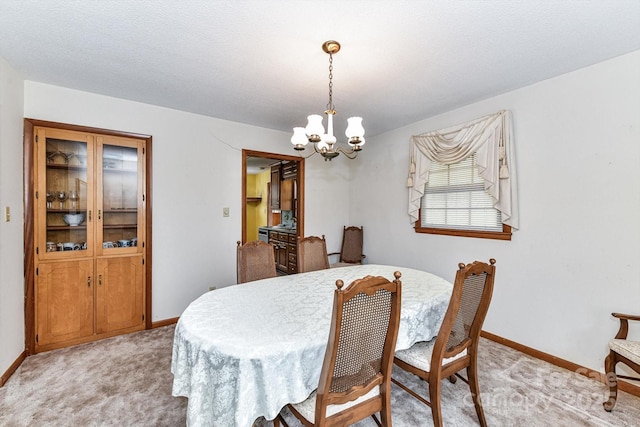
[{"left": 291, "top": 40, "right": 365, "bottom": 161}]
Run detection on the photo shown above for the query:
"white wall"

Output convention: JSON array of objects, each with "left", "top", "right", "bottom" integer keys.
[
  {"left": 0, "top": 57, "right": 25, "bottom": 374},
  {"left": 352, "top": 50, "right": 640, "bottom": 371},
  {"left": 23, "top": 82, "right": 351, "bottom": 322}
]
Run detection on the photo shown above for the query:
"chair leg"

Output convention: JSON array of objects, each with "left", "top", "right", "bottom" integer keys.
[
  {"left": 429, "top": 377, "right": 444, "bottom": 427},
  {"left": 378, "top": 390, "right": 393, "bottom": 426},
  {"left": 467, "top": 362, "right": 487, "bottom": 427},
  {"left": 603, "top": 351, "right": 619, "bottom": 412}
]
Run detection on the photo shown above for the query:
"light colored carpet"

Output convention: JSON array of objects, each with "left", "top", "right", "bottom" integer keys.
[{"left": 1, "top": 325, "right": 639, "bottom": 426}]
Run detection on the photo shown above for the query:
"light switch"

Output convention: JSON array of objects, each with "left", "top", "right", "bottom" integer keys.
[
  {"left": 4, "top": 206, "right": 10, "bottom": 222},
  {"left": 223, "top": 207, "right": 230, "bottom": 217}
]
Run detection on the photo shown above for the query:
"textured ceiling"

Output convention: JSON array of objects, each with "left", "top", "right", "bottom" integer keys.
[{"left": 0, "top": 1, "right": 639, "bottom": 139}]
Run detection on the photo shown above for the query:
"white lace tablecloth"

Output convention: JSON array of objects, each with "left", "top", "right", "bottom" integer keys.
[{"left": 171, "top": 264, "right": 453, "bottom": 427}]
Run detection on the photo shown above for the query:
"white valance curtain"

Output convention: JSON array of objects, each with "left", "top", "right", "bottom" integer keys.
[{"left": 407, "top": 109, "right": 519, "bottom": 229}]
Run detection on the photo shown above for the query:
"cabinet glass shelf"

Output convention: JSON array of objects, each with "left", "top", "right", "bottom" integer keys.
[
  {"left": 104, "top": 209, "right": 137, "bottom": 213},
  {"left": 46, "top": 164, "right": 87, "bottom": 171},
  {"left": 103, "top": 168, "right": 137, "bottom": 175},
  {"left": 47, "top": 224, "right": 88, "bottom": 230},
  {"left": 46, "top": 209, "right": 87, "bottom": 213}
]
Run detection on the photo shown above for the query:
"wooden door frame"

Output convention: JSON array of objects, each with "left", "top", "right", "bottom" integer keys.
[
  {"left": 23, "top": 118, "right": 153, "bottom": 355},
  {"left": 242, "top": 150, "right": 304, "bottom": 243}
]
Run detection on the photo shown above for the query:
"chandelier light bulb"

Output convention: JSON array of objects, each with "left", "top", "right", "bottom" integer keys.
[
  {"left": 291, "top": 127, "right": 308, "bottom": 150},
  {"left": 346, "top": 117, "right": 364, "bottom": 139},
  {"left": 305, "top": 115, "right": 324, "bottom": 143}
]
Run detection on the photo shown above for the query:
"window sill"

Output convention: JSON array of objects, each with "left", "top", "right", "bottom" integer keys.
[{"left": 414, "top": 224, "right": 512, "bottom": 241}]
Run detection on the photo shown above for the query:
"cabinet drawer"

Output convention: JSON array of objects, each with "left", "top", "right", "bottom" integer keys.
[
  {"left": 288, "top": 243, "right": 296, "bottom": 255},
  {"left": 278, "top": 232, "right": 289, "bottom": 241},
  {"left": 288, "top": 234, "right": 297, "bottom": 244},
  {"left": 288, "top": 261, "right": 297, "bottom": 274},
  {"left": 288, "top": 252, "right": 297, "bottom": 263}
]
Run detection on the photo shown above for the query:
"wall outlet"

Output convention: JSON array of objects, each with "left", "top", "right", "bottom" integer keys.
[{"left": 223, "top": 207, "right": 229, "bottom": 217}]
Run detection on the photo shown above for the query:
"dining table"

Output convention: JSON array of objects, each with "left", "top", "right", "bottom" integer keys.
[{"left": 171, "top": 264, "right": 453, "bottom": 427}]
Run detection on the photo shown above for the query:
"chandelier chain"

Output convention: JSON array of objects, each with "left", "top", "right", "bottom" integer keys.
[{"left": 327, "top": 53, "right": 334, "bottom": 111}]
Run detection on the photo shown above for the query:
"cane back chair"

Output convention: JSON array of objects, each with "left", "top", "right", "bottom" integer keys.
[
  {"left": 236, "top": 240, "right": 277, "bottom": 284},
  {"left": 298, "top": 235, "right": 330, "bottom": 273},
  {"left": 275, "top": 272, "right": 402, "bottom": 427},
  {"left": 328, "top": 226, "right": 366, "bottom": 268},
  {"left": 392, "top": 259, "right": 496, "bottom": 427}
]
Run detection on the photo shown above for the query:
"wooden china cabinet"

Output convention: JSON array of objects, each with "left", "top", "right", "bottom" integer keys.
[{"left": 25, "top": 120, "right": 152, "bottom": 353}]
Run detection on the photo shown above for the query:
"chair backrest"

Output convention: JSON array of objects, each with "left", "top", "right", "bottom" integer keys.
[
  {"left": 315, "top": 272, "right": 402, "bottom": 423},
  {"left": 433, "top": 259, "right": 496, "bottom": 362},
  {"left": 236, "top": 240, "right": 277, "bottom": 284},
  {"left": 339, "top": 226, "right": 364, "bottom": 264},
  {"left": 297, "top": 235, "right": 330, "bottom": 273}
]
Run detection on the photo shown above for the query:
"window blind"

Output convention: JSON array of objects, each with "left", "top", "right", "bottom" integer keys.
[{"left": 421, "top": 154, "right": 502, "bottom": 231}]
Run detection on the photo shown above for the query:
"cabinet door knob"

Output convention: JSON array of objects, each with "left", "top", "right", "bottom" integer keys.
[
  {"left": 88, "top": 210, "right": 92, "bottom": 221},
  {"left": 98, "top": 275, "right": 102, "bottom": 286},
  {"left": 87, "top": 276, "right": 91, "bottom": 287}
]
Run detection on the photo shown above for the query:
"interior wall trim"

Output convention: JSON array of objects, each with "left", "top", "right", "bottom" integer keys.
[
  {"left": 0, "top": 351, "right": 27, "bottom": 387},
  {"left": 481, "top": 330, "right": 640, "bottom": 398},
  {"left": 152, "top": 317, "right": 179, "bottom": 328}
]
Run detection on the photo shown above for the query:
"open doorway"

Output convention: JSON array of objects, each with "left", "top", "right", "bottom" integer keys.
[{"left": 241, "top": 149, "right": 304, "bottom": 245}]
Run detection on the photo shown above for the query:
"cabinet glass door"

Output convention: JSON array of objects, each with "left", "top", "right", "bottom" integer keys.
[
  {"left": 97, "top": 137, "right": 144, "bottom": 254},
  {"left": 37, "top": 128, "right": 94, "bottom": 258}
]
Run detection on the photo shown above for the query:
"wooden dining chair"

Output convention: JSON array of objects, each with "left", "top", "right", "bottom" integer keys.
[
  {"left": 274, "top": 272, "right": 402, "bottom": 427},
  {"left": 236, "top": 240, "right": 277, "bottom": 284},
  {"left": 392, "top": 259, "right": 496, "bottom": 427},
  {"left": 328, "top": 226, "right": 366, "bottom": 268},
  {"left": 297, "top": 235, "right": 330, "bottom": 273},
  {"left": 603, "top": 312, "right": 640, "bottom": 412}
]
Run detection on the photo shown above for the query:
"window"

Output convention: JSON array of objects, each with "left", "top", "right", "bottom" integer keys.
[
  {"left": 408, "top": 111, "right": 518, "bottom": 236},
  {"left": 415, "top": 153, "right": 512, "bottom": 240}
]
